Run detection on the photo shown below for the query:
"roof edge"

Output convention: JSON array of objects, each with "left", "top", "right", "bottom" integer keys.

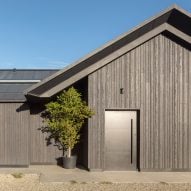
[{"left": 25, "top": 5, "right": 191, "bottom": 98}]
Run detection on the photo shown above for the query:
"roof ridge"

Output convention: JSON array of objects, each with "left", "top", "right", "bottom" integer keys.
[
  {"left": 171, "top": 4, "right": 191, "bottom": 16},
  {"left": 25, "top": 5, "right": 191, "bottom": 98}
]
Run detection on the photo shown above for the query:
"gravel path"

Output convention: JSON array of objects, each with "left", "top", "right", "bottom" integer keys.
[{"left": 0, "top": 174, "right": 191, "bottom": 191}]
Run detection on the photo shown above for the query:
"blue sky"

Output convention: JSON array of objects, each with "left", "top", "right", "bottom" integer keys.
[{"left": 0, "top": 0, "right": 190, "bottom": 69}]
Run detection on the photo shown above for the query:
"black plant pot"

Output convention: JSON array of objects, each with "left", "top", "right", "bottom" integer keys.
[{"left": 63, "top": 156, "right": 77, "bottom": 169}]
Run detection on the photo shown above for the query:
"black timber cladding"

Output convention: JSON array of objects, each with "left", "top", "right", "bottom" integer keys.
[
  {"left": 88, "top": 34, "right": 191, "bottom": 170},
  {"left": 27, "top": 7, "right": 191, "bottom": 97},
  {"left": 2, "top": 5, "right": 188, "bottom": 170},
  {"left": 0, "top": 69, "right": 58, "bottom": 101},
  {"left": 0, "top": 103, "right": 29, "bottom": 166}
]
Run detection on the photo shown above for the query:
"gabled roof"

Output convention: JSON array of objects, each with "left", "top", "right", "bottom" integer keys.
[
  {"left": 25, "top": 5, "right": 191, "bottom": 100},
  {"left": 0, "top": 69, "right": 58, "bottom": 101}
]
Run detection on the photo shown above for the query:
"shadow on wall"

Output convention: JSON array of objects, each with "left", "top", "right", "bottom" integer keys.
[
  {"left": 16, "top": 102, "right": 63, "bottom": 165},
  {"left": 15, "top": 94, "right": 87, "bottom": 168},
  {"left": 31, "top": 103, "right": 63, "bottom": 161},
  {"left": 40, "top": 107, "right": 88, "bottom": 168},
  {"left": 16, "top": 103, "right": 29, "bottom": 112},
  {"left": 55, "top": 156, "right": 87, "bottom": 169},
  {"left": 40, "top": 110, "right": 63, "bottom": 148}
]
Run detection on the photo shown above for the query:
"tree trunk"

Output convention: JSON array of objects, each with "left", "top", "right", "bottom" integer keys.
[{"left": 68, "top": 147, "right": 71, "bottom": 158}]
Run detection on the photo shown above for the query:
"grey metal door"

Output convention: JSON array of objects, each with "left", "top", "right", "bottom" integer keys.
[{"left": 105, "top": 110, "right": 137, "bottom": 170}]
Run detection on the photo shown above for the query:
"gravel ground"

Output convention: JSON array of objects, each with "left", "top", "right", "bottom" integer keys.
[
  {"left": 38, "top": 182, "right": 191, "bottom": 191},
  {"left": 0, "top": 174, "right": 191, "bottom": 191}
]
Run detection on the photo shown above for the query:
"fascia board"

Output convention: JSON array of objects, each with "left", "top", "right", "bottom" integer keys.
[
  {"left": 40, "top": 24, "right": 190, "bottom": 98},
  {"left": 40, "top": 23, "right": 168, "bottom": 97},
  {"left": 25, "top": 5, "right": 180, "bottom": 96},
  {"left": 26, "top": 5, "right": 190, "bottom": 98}
]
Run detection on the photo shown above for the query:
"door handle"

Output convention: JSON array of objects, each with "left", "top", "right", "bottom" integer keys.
[{"left": 131, "top": 119, "right": 133, "bottom": 164}]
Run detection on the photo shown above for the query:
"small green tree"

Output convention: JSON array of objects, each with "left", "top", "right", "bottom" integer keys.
[{"left": 44, "top": 87, "right": 94, "bottom": 157}]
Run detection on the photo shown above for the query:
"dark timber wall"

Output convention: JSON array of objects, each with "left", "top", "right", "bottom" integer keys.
[
  {"left": 29, "top": 104, "right": 62, "bottom": 164},
  {"left": 0, "top": 102, "right": 62, "bottom": 166},
  {"left": 88, "top": 34, "right": 191, "bottom": 170},
  {"left": 0, "top": 103, "right": 29, "bottom": 166},
  {"left": 72, "top": 77, "right": 89, "bottom": 168}
]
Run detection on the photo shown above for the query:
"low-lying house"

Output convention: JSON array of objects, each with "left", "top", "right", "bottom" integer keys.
[
  {"left": 0, "top": 5, "right": 190, "bottom": 171},
  {"left": 0, "top": 69, "right": 61, "bottom": 166}
]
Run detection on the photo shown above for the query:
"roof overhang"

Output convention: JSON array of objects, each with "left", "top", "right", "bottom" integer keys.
[{"left": 25, "top": 5, "right": 191, "bottom": 100}]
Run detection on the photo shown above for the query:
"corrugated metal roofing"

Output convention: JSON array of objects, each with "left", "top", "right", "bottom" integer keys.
[{"left": 0, "top": 69, "right": 58, "bottom": 101}]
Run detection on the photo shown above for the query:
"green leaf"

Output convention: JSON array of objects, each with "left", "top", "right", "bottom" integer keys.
[{"left": 43, "top": 87, "right": 94, "bottom": 156}]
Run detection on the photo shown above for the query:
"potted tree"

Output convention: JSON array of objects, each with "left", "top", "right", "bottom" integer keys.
[{"left": 44, "top": 87, "right": 94, "bottom": 169}]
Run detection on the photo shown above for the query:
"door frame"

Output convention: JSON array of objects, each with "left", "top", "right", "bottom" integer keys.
[{"left": 104, "top": 109, "right": 140, "bottom": 171}]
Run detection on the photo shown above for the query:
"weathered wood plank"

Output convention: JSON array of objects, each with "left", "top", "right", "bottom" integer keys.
[
  {"left": 88, "top": 33, "right": 191, "bottom": 170},
  {"left": 0, "top": 103, "right": 29, "bottom": 166},
  {"left": 29, "top": 104, "right": 62, "bottom": 164}
]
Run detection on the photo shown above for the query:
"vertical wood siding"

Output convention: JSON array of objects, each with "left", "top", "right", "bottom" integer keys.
[
  {"left": 0, "top": 103, "right": 62, "bottom": 166},
  {"left": 0, "top": 103, "right": 29, "bottom": 166},
  {"left": 88, "top": 34, "right": 191, "bottom": 170},
  {"left": 29, "top": 105, "right": 62, "bottom": 164}
]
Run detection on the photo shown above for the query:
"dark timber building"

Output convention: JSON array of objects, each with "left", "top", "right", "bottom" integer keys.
[{"left": 0, "top": 5, "right": 190, "bottom": 171}]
